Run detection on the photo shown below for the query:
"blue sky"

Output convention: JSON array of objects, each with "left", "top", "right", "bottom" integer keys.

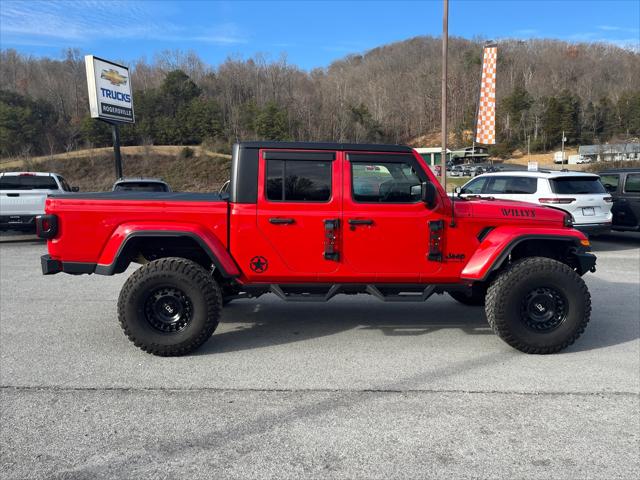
[{"left": 1, "top": 0, "right": 638, "bottom": 69}]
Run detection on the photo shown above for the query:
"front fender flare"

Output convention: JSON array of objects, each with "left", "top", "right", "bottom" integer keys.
[
  {"left": 460, "top": 227, "right": 587, "bottom": 281},
  {"left": 95, "top": 222, "right": 240, "bottom": 277}
]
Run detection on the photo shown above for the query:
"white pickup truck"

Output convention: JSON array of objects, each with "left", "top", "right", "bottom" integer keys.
[{"left": 0, "top": 172, "right": 77, "bottom": 232}]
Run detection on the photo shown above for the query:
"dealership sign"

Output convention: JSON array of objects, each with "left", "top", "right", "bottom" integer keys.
[{"left": 85, "top": 55, "right": 135, "bottom": 123}]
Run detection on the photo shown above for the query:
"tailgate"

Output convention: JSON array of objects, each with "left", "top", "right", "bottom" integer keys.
[{"left": 0, "top": 191, "right": 47, "bottom": 216}]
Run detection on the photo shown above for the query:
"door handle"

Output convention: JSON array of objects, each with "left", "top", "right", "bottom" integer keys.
[
  {"left": 348, "top": 219, "right": 374, "bottom": 226},
  {"left": 269, "top": 217, "right": 295, "bottom": 225}
]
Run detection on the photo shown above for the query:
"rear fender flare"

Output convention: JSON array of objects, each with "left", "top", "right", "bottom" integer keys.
[{"left": 95, "top": 224, "right": 240, "bottom": 277}]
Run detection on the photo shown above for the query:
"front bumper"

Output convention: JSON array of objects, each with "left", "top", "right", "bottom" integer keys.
[
  {"left": 573, "top": 250, "right": 597, "bottom": 275},
  {"left": 41, "top": 254, "right": 96, "bottom": 275},
  {"left": 573, "top": 222, "right": 612, "bottom": 236}
]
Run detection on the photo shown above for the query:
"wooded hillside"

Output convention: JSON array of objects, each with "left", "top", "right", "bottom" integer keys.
[{"left": 1, "top": 36, "right": 639, "bottom": 158}]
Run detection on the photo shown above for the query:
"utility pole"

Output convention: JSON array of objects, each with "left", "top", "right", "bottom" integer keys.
[
  {"left": 111, "top": 123, "right": 123, "bottom": 179},
  {"left": 527, "top": 135, "right": 531, "bottom": 162},
  {"left": 440, "top": 0, "right": 449, "bottom": 188},
  {"left": 561, "top": 130, "right": 566, "bottom": 165}
]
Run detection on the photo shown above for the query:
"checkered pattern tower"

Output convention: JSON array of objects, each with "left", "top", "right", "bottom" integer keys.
[{"left": 475, "top": 46, "right": 498, "bottom": 145}]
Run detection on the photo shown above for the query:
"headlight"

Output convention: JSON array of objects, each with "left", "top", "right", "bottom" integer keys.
[{"left": 564, "top": 212, "right": 574, "bottom": 227}]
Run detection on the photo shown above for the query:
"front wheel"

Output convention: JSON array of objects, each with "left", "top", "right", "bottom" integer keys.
[
  {"left": 485, "top": 257, "right": 591, "bottom": 354},
  {"left": 118, "top": 257, "right": 222, "bottom": 356}
]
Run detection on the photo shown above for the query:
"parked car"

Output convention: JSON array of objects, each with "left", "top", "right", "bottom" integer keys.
[
  {"left": 458, "top": 170, "right": 613, "bottom": 235},
  {"left": 112, "top": 177, "right": 172, "bottom": 192},
  {"left": 39, "top": 141, "right": 596, "bottom": 356},
  {"left": 598, "top": 168, "right": 640, "bottom": 231},
  {"left": 0, "top": 172, "right": 77, "bottom": 232}
]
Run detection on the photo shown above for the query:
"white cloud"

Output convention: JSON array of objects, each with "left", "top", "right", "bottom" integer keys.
[{"left": 0, "top": 0, "right": 248, "bottom": 46}]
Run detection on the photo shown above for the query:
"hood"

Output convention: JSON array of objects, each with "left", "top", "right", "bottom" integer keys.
[{"left": 453, "top": 198, "right": 567, "bottom": 226}]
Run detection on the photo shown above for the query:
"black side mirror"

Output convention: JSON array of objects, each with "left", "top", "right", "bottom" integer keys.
[
  {"left": 421, "top": 182, "right": 438, "bottom": 209},
  {"left": 71, "top": 186, "right": 79, "bottom": 192}
]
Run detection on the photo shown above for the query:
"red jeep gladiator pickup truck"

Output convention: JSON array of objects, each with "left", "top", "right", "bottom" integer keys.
[{"left": 38, "top": 142, "right": 596, "bottom": 356}]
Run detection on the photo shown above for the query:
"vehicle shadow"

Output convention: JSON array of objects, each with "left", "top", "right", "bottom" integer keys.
[
  {"left": 198, "top": 276, "right": 639, "bottom": 356},
  {"left": 0, "top": 232, "right": 43, "bottom": 244},
  {"left": 198, "top": 297, "right": 493, "bottom": 355},
  {"left": 590, "top": 231, "right": 640, "bottom": 252}
]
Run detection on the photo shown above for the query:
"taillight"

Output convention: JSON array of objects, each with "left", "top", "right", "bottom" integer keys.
[
  {"left": 539, "top": 198, "right": 576, "bottom": 204},
  {"left": 19, "top": 172, "right": 36, "bottom": 176},
  {"left": 603, "top": 196, "right": 613, "bottom": 203},
  {"left": 36, "top": 214, "right": 58, "bottom": 239}
]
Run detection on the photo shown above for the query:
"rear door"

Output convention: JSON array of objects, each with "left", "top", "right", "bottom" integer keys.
[
  {"left": 256, "top": 149, "right": 341, "bottom": 276},
  {"left": 342, "top": 151, "right": 442, "bottom": 281},
  {"left": 619, "top": 173, "right": 640, "bottom": 228}
]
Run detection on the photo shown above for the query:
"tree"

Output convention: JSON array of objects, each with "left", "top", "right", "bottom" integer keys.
[{"left": 255, "top": 102, "right": 290, "bottom": 140}]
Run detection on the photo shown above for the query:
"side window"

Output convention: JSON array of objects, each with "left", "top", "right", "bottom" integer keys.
[
  {"left": 351, "top": 160, "right": 422, "bottom": 203},
  {"left": 624, "top": 174, "right": 640, "bottom": 193},
  {"left": 599, "top": 174, "right": 619, "bottom": 193},
  {"left": 484, "top": 177, "right": 509, "bottom": 194},
  {"left": 485, "top": 176, "right": 536, "bottom": 194},
  {"left": 57, "top": 176, "right": 71, "bottom": 192},
  {"left": 506, "top": 176, "right": 537, "bottom": 194},
  {"left": 461, "top": 177, "right": 486, "bottom": 194},
  {"left": 265, "top": 159, "right": 332, "bottom": 202}
]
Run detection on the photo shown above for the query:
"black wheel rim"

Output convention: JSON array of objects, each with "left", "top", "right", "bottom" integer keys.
[
  {"left": 144, "top": 287, "right": 193, "bottom": 333},
  {"left": 520, "top": 286, "right": 568, "bottom": 333}
]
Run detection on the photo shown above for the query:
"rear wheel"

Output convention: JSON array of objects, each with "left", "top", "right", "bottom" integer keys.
[
  {"left": 485, "top": 257, "right": 591, "bottom": 354},
  {"left": 118, "top": 257, "right": 221, "bottom": 356}
]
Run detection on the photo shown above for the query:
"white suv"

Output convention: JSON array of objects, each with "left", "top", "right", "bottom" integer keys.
[{"left": 458, "top": 170, "right": 613, "bottom": 235}]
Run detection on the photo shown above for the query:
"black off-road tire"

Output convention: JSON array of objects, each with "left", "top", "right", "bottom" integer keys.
[
  {"left": 118, "top": 257, "right": 222, "bottom": 356},
  {"left": 449, "top": 285, "right": 486, "bottom": 306},
  {"left": 485, "top": 257, "right": 591, "bottom": 354}
]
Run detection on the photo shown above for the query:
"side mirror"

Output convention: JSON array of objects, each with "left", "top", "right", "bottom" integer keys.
[
  {"left": 454, "top": 186, "right": 462, "bottom": 195},
  {"left": 421, "top": 182, "right": 438, "bottom": 209},
  {"left": 71, "top": 186, "right": 79, "bottom": 192}
]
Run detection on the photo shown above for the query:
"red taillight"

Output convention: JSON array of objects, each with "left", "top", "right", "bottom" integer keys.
[
  {"left": 604, "top": 196, "right": 613, "bottom": 203},
  {"left": 539, "top": 198, "right": 576, "bottom": 204},
  {"left": 19, "top": 172, "right": 36, "bottom": 176}
]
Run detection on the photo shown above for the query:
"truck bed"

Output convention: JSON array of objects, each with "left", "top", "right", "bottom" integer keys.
[{"left": 45, "top": 191, "right": 229, "bottom": 265}]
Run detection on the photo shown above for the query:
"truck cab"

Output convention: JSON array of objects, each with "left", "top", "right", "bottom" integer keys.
[{"left": 38, "top": 142, "right": 596, "bottom": 356}]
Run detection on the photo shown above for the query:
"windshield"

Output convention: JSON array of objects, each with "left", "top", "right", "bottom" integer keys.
[
  {"left": 549, "top": 177, "right": 606, "bottom": 194},
  {"left": 0, "top": 175, "right": 59, "bottom": 190},
  {"left": 114, "top": 182, "right": 169, "bottom": 192}
]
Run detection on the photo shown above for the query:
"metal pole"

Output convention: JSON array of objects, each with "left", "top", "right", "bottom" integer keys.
[
  {"left": 561, "top": 130, "right": 565, "bottom": 165},
  {"left": 111, "top": 123, "right": 123, "bottom": 179},
  {"left": 440, "top": 0, "right": 449, "bottom": 188}
]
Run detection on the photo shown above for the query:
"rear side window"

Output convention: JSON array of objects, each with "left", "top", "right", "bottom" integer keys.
[
  {"left": 114, "top": 182, "right": 168, "bottom": 192},
  {"left": 266, "top": 160, "right": 332, "bottom": 202},
  {"left": 351, "top": 160, "right": 422, "bottom": 203},
  {"left": 484, "top": 176, "right": 537, "bottom": 194},
  {"left": 549, "top": 177, "right": 606, "bottom": 194},
  {"left": 599, "top": 174, "right": 619, "bottom": 193},
  {"left": 0, "top": 175, "right": 58, "bottom": 190},
  {"left": 624, "top": 174, "right": 640, "bottom": 193}
]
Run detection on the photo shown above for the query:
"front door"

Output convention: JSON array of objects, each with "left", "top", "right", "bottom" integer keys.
[
  {"left": 256, "top": 149, "right": 341, "bottom": 277},
  {"left": 341, "top": 151, "right": 443, "bottom": 282}
]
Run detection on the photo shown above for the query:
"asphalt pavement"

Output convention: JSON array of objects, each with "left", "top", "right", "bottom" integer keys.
[{"left": 1, "top": 232, "right": 639, "bottom": 479}]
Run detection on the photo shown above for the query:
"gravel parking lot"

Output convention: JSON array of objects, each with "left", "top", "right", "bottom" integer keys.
[{"left": 1, "top": 232, "right": 639, "bottom": 479}]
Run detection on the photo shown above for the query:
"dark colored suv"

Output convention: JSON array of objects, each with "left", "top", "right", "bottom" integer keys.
[{"left": 598, "top": 168, "right": 640, "bottom": 231}]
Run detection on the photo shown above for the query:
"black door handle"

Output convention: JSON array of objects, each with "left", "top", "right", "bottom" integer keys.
[
  {"left": 269, "top": 217, "right": 295, "bottom": 224},
  {"left": 348, "top": 219, "right": 374, "bottom": 226}
]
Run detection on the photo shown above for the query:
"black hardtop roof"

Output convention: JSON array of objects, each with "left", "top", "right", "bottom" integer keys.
[
  {"left": 597, "top": 168, "right": 640, "bottom": 173},
  {"left": 236, "top": 141, "right": 413, "bottom": 153}
]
